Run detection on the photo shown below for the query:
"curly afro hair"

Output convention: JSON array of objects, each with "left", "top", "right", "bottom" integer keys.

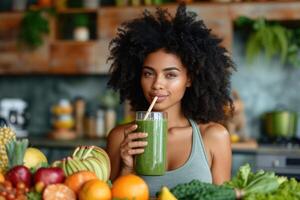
[{"left": 107, "top": 4, "right": 235, "bottom": 123}]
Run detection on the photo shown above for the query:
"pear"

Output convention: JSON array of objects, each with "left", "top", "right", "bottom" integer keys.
[{"left": 158, "top": 186, "right": 177, "bottom": 200}]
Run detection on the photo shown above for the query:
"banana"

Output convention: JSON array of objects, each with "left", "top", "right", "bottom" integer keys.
[
  {"left": 72, "top": 146, "right": 80, "bottom": 157},
  {"left": 82, "top": 146, "right": 94, "bottom": 159},
  {"left": 91, "top": 147, "right": 109, "bottom": 164},
  {"left": 72, "top": 157, "right": 87, "bottom": 172},
  {"left": 67, "top": 157, "right": 80, "bottom": 174},
  {"left": 82, "top": 159, "right": 95, "bottom": 174},
  {"left": 51, "top": 160, "right": 62, "bottom": 168},
  {"left": 65, "top": 157, "right": 76, "bottom": 176},
  {"left": 86, "top": 157, "right": 103, "bottom": 180},
  {"left": 94, "top": 156, "right": 108, "bottom": 181},
  {"left": 61, "top": 158, "right": 68, "bottom": 176},
  {"left": 73, "top": 146, "right": 85, "bottom": 158},
  {"left": 91, "top": 147, "right": 111, "bottom": 180}
]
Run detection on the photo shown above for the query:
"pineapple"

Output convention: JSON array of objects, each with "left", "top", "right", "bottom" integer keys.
[{"left": 0, "top": 126, "right": 16, "bottom": 172}]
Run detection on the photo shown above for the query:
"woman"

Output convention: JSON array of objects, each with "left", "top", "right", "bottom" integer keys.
[{"left": 106, "top": 4, "right": 234, "bottom": 196}]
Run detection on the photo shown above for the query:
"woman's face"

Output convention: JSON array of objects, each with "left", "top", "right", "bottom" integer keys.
[{"left": 141, "top": 49, "right": 191, "bottom": 112}]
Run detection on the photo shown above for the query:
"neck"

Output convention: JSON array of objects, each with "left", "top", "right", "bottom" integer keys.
[{"left": 165, "top": 106, "right": 189, "bottom": 129}]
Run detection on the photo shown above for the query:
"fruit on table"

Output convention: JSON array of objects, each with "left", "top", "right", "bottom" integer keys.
[
  {"left": 5, "top": 139, "right": 29, "bottom": 170},
  {"left": 158, "top": 186, "right": 177, "bottom": 200},
  {"left": 78, "top": 179, "right": 111, "bottom": 200},
  {"left": 64, "top": 170, "right": 98, "bottom": 194},
  {"left": 0, "top": 181, "right": 29, "bottom": 200},
  {"left": 111, "top": 174, "right": 149, "bottom": 200},
  {"left": 0, "top": 173, "right": 4, "bottom": 183},
  {"left": 34, "top": 167, "right": 65, "bottom": 186},
  {"left": 230, "top": 133, "right": 240, "bottom": 143},
  {"left": 0, "top": 126, "right": 16, "bottom": 172},
  {"left": 5, "top": 165, "right": 32, "bottom": 188},
  {"left": 23, "top": 147, "right": 48, "bottom": 169},
  {"left": 43, "top": 183, "right": 76, "bottom": 200},
  {"left": 52, "top": 145, "right": 111, "bottom": 181}
]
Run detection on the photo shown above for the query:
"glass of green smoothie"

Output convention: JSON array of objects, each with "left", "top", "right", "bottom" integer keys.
[{"left": 135, "top": 111, "right": 167, "bottom": 176}]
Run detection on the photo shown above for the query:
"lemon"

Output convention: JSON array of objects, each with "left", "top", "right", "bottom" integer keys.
[
  {"left": 23, "top": 147, "right": 48, "bottom": 169},
  {"left": 158, "top": 186, "right": 177, "bottom": 200},
  {"left": 230, "top": 133, "right": 240, "bottom": 143}
]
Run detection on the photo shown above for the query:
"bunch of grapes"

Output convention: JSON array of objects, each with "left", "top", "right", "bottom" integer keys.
[{"left": 0, "top": 181, "right": 28, "bottom": 200}]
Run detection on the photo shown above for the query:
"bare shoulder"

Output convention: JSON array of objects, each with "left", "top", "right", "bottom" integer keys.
[{"left": 200, "top": 122, "right": 230, "bottom": 142}]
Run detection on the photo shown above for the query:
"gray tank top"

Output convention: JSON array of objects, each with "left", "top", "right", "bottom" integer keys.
[{"left": 140, "top": 119, "right": 212, "bottom": 196}]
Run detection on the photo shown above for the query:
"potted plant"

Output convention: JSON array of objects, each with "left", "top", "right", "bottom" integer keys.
[
  {"left": 72, "top": 14, "right": 90, "bottom": 41},
  {"left": 235, "top": 16, "right": 300, "bottom": 68},
  {"left": 18, "top": 8, "right": 54, "bottom": 50}
]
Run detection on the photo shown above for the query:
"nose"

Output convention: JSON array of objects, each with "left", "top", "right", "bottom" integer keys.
[{"left": 151, "top": 75, "right": 164, "bottom": 90}]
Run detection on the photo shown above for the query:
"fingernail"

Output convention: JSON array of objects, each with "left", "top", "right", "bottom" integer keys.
[{"left": 144, "top": 133, "right": 148, "bottom": 136}]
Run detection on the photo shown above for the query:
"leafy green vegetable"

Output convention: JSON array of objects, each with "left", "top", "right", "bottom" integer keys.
[
  {"left": 225, "top": 163, "right": 287, "bottom": 198},
  {"left": 170, "top": 179, "right": 236, "bottom": 200},
  {"left": 244, "top": 178, "right": 300, "bottom": 200},
  {"left": 225, "top": 163, "right": 251, "bottom": 188},
  {"left": 27, "top": 191, "right": 42, "bottom": 200}
]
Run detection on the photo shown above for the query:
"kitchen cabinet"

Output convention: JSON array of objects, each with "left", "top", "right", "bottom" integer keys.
[{"left": 1, "top": 1, "right": 300, "bottom": 74}]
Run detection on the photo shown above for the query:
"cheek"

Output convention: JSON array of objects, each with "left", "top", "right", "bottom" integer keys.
[
  {"left": 171, "top": 79, "right": 188, "bottom": 93},
  {"left": 140, "top": 78, "right": 150, "bottom": 92}
]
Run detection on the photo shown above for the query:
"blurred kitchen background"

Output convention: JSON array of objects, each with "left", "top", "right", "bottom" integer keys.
[{"left": 1, "top": 0, "right": 300, "bottom": 178}]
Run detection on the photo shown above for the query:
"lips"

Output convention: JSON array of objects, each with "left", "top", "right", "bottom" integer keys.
[{"left": 150, "top": 94, "right": 168, "bottom": 103}]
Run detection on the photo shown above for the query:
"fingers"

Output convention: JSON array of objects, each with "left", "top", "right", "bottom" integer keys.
[
  {"left": 121, "top": 125, "right": 148, "bottom": 157},
  {"left": 124, "top": 124, "right": 138, "bottom": 137},
  {"left": 121, "top": 147, "right": 145, "bottom": 156},
  {"left": 127, "top": 132, "right": 148, "bottom": 141},
  {"left": 127, "top": 149, "right": 145, "bottom": 155},
  {"left": 121, "top": 135, "right": 148, "bottom": 154},
  {"left": 128, "top": 140, "right": 148, "bottom": 148}
]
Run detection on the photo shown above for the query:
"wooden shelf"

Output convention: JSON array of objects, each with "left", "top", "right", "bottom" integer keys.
[
  {"left": 56, "top": 8, "right": 98, "bottom": 14},
  {"left": 51, "top": 40, "right": 98, "bottom": 45},
  {"left": 1, "top": 2, "right": 300, "bottom": 74}
]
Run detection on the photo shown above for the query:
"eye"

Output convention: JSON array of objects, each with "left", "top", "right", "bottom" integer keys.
[
  {"left": 142, "top": 70, "right": 153, "bottom": 77},
  {"left": 165, "top": 73, "right": 177, "bottom": 79}
]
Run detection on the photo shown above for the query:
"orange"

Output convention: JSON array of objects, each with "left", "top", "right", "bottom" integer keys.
[
  {"left": 78, "top": 179, "right": 111, "bottom": 200},
  {"left": 43, "top": 184, "right": 76, "bottom": 200},
  {"left": 112, "top": 174, "right": 149, "bottom": 200},
  {"left": 64, "top": 171, "right": 98, "bottom": 194},
  {"left": 0, "top": 173, "right": 4, "bottom": 183}
]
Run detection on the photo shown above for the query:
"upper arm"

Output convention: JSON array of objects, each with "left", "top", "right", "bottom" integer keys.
[
  {"left": 105, "top": 125, "right": 125, "bottom": 181},
  {"left": 204, "top": 124, "right": 232, "bottom": 185}
]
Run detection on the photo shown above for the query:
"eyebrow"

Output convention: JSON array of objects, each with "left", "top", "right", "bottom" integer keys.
[{"left": 143, "top": 66, "right": 181, "bottom": 72}]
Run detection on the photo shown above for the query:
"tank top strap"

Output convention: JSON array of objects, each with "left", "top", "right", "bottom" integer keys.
[{"left": 188, "top": 119, "right": 211, "bottom": 171}]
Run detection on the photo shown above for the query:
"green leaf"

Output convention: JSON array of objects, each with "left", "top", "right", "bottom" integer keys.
[
  {"left": 272, "top": 25, "right": 288, "bottom": 64},
  {"left": 246, "top": 32, "right": 262, "bottom": 64},
  {"left": 235, "top": 16, "right": 254, "bottom": 28}
]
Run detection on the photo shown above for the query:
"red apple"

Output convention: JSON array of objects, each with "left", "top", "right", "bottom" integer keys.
[
  {"left": 33, "top": 167, "right": 65, "bottom": 186},
  {"left": 5, "top": 165, "right": 32, "bottom": 188}
]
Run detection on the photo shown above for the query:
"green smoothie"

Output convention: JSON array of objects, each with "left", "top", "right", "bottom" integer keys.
[{"left": 135, "top": 117, "right": 167, "bottom": 176}]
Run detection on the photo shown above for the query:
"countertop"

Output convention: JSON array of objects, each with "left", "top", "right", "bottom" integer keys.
[
  {"left": 28, "top": 136, "right": 107, "bottom": 149},
  {"left": 28, "top": 136, "right": 300, "bottom": 156},
  {"left": 231, "top": 140, "right": 300, "bottom": 156}
]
